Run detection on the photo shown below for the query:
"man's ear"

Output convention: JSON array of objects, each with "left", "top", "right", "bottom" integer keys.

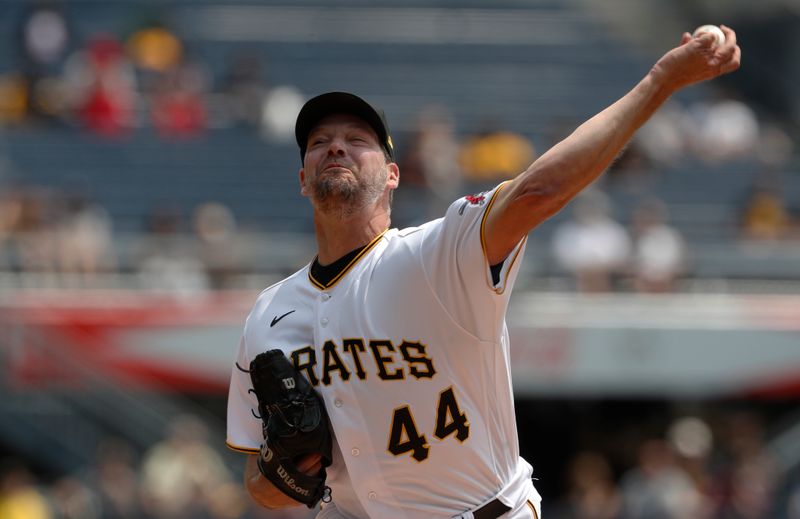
[
  {"left": 387, "top": 162, "right": 400, "bottom": 189},
  {"left": 299, "top": 168, "right": 309, "bottom": 197}
]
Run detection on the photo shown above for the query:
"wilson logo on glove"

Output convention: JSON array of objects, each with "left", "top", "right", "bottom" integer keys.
[{"left": 278, "top": 465, "right": 312, "bottom": 497}]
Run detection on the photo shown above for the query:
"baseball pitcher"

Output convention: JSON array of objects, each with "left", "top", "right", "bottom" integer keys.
[{"left": 227, "top": 26, "right": 740, "bottom": 518}]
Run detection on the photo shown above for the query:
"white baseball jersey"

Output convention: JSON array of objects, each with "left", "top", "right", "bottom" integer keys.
[{"left": 227, "top": 182, "right": 541, "bottom": 518}]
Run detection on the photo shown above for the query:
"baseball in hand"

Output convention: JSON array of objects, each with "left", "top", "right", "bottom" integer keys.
[{"left": 692, "top": 25, "right": 726, "bottom": 47}]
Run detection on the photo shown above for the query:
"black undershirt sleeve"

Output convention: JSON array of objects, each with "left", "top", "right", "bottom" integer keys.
[{"left": 490, "top": 262, "right": 504, "bottom": 286}]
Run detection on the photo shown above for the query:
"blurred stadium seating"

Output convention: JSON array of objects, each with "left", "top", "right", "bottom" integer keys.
[{"left": 0, "top": 1, "right": 799, "bottom": 518}]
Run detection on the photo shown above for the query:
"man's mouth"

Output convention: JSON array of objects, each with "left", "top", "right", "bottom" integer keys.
[{"left": 322, "top": 163, "right": 350, "bottom": 172}]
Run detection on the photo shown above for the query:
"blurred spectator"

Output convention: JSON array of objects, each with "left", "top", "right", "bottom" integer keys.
[
  {"left": 397, "top": 105, "right": 463, "bottom": 222},
  {"left": 15, "top": 1, "right": 73, "bottom": 123},
  {"left": 0, "top": 74, "right": 29, "bottom": 126},
  {"left": 49, "top": 476, "right": 100, "bottom": 519},
  {"left": 151, "top": 59, "right": 209, "bottom": 138},
  {"left": 260, "top": 85, "right": 305, "bottom": 142},
  {"left": 714, "top": 412, "right": 779, "bottom": 519},
  {"left": 192, "top": 202, "right": 244, "bottom": 290},
  {"left": 667, "top": 416, "right": 713, "bottom": 463},
  {"left": 551, "top": 451, "right": 621, "bottom": 519},
  {"left": 629, "top": 198, "right": 686, "bottom": 293},
  {"left": 756, "top": 122, "right": 795, "bottom": 169},
  {"left": 459, "top": 121, "right": 535, "bottom": 184},
  {"left": 204, "top": 481, "right": 252, "bottom": 519},
  {"left": 686, "top": 90, "right": 760, "bottom": 165},
  {"left": 220, "top": 51, "right": 270, "bottom": 131},
  {"left": 12, "top": 188, "right": 59, "bottom": 274},
  {"left": 0, "top": 461, "right": 53, "bottom": 519},
  {"left": 56, "top": 192, "right": 117, "bottom": 283},
  {"left": 634, "top": 101, "right": 690, "bottom": 167},
  {"left": 0, "top": 188, "right": 25, "bottom": 271},
  {"left": 0, "top": 186, "right": 117, "bottom": 286},
  {"left": 125, "top": 21, "right": 212, "bottom": 137},
  {"left": 16, "top": 2, "right": 71, "bottom": 75},
  {"left": 619, "top": 439, "right": 711, "bottom": 519},
  {"left": 83, "top": 439, "right": 142, "bottom": 519},
  {"left": 140, "top": 415, "right": 233, "bottom": 519},
  {"left": 125, "top": 22, "right": 183, "bottom": 94},
  {"left": 551, "top": 190, "right": 631, "bottom": 292},
  {"left": 62, "top": 34, "right": 137, "bottom": 135},
  {"left": 740, "top": 188, "right": 790, "bottom": 241},
  {"left": 666, "top": 417, "right": 715, "bottom": 512},
  {"left": 716, "top": 456, "right": 778, "bottom": 519},
  {"left": 137, "top": 204, "right": 209, "bottom": 292},
  {"left": 787, "top": 478, "right": 800, "bottom": 519}
]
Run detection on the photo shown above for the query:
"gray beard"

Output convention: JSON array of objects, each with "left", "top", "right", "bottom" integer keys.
[{"left": 312, "top": 169, "right": 386, "bottom": 218}]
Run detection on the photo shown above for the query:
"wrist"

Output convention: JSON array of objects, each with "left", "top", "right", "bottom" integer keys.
[{"left": 644, "top": 65, "right": 677, "bottom": 103}]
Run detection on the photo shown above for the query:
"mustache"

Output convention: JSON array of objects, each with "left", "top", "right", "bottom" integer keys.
[{"left": 319, "top": 160, "right": 353, "bottom": 172}]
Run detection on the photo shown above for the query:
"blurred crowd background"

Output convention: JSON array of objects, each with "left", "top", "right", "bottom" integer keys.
[{"left": 0, "top": 0, "right": 799, "bottom": 518}]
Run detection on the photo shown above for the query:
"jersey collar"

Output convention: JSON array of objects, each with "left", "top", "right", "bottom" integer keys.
[{"left": 307, "top": 229, "right": 388, "bottom": 290}]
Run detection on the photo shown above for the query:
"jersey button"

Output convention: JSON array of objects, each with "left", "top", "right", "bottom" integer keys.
[
  {"left": 322, "top": 293, "right": 331, "bottom": 301},
  {"left": 334, "top": 398, "right": 343, "bottom": 408},
  {"left": 321, "top": 317, "right": 329, "bottom": 326},
  {"left": 351, "top": 447, "right": 360, "bottom": 457},
  {"left": 368, "top": 491, "right": 377, "bottom": 500}
]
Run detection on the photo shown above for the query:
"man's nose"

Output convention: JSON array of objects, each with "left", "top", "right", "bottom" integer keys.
[{"left": 326, "top": 138, "right": 346, "bottom": 156}]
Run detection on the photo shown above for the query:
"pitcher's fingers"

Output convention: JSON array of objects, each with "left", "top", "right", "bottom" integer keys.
[
  {"left": 720, "top": 25, "right": 737, "bottom": 46},
  {"left": 715, "top": 43, "right": 737, "bottom": 62},
  {"left": 680, "top": 32, "right": 692, "bottom": 45},
  {"left": 696, "top": 32, "right": 717, "bottom": 48},
  {"left": 721, "top": 45, "right": 742, "bottom": 74}
]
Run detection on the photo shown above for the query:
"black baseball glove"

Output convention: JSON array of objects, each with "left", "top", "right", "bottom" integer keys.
[{"left": 249, "top": 349, "right": 332, "bottom": 508}]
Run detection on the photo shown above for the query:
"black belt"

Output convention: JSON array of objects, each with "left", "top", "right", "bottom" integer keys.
[{"left": 472, "top": 498, "right": 511, "bottom": 519}]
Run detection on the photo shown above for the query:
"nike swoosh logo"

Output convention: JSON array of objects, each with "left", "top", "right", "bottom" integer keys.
[{"left": 270, "top": 310, "right": 296, "bottom": 327}]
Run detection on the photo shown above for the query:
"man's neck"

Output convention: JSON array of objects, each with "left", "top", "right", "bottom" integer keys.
[{"left": 313, "top": 208, "right": 390, "bottom": 265}]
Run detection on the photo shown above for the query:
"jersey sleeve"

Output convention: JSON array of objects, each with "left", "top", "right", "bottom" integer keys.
[
  {"left": 418, "top": 181, "right": 527, "bottom": 340},
  {"left": 226, "top": 333, "right": 262, "bottom": 453}
]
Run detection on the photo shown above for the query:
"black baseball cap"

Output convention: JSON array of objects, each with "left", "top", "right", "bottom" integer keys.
[{"left": 294, "top": 92, "right": 394, "bottom": 162}]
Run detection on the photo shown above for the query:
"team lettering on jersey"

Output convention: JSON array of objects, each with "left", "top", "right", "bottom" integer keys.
[
  {"left": 288, "top": 338, "right": 437, "bottom": 387},
  {"left": 281, "top": 338, "right": 470, "bottom": 463}
]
